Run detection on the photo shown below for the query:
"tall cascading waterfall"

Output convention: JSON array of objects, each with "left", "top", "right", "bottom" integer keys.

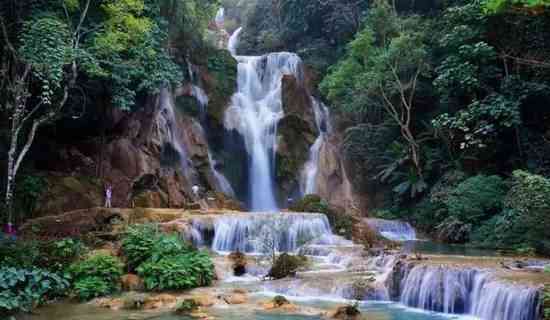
[
  {"left": 397, "top": 265, "right": 541, "bottom": 320},
  {"left": 300, "top": 99, "right": 332, "bottom": 195},
  {"left": 224, "top": 27, "right": 304, "bottom": 211},
  {"left": 365, "top": 218, "right": 417, "bottom": 241}
]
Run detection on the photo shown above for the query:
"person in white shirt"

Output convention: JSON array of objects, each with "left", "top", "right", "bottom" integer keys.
[
  {"left": 192, "top": 185, "right": 200, "bottom": 200},
  {"left": 105, "top": 184, "right": 112, "bottom": 208}
]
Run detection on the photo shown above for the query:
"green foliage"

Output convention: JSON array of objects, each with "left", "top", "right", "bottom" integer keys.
[
  {"left": 444, "top": 175, "right": 507, "bottom": 224},
  {"left": 68, "top": 254, "right": 123, "bottom": 301},
  {"left": 15, "top": 175, "right": 47, "bottom": 217},
  {"left": 36, "top": 239, "right": 86, "bottom": 273},
  {"left": 137, "top": 251, "right": 214, "bottom": 291},
  {"left": 0, "top": 267, "right": 69, "bottom": 314},
  {"left": 483, "top": 0, "right": 550, "bottom": 13},
  {"left": 0, "top": 238, "right": 40, "bottom": 269},
  {"left": 122, "top": 224, "right": 159, "bottom": 270},
  {"left": 19, "top": 15, "right": 73, "bottom": 104},
  {"left": 267, "top": 253, "right": 308, "bottom": 279},
  {"left": 472, "top": 171, "right": 550, "bottom": 253}
]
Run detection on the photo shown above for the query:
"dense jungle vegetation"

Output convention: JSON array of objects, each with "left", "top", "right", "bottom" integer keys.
[{"left": 232, "top": 0, "right": 550, "bottom": 255}]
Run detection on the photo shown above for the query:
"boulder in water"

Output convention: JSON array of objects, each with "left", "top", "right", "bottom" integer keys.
[
  {"left": 223, "top": 292, "right": 248, "bottom": 305},
  {"left": 327, "top": 305, "right": 362, "bottom": 320},
  {"left": 262, "top": 295, "right": 298, "bottom": 312},
  {"left": 228, "top": 251, "right": 247, "bottom": 276}
]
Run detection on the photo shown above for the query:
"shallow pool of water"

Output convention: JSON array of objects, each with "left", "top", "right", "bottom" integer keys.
[
  {"left": 402, "top": 240, "right": 499, "bottom": 257},
  {"left": 20, "top": 299, "right": 477, "bottom": 320}
]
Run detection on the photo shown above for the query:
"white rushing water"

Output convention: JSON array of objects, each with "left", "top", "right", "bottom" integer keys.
[
  {"left": 399, "top": 265, "right": 541, "bottom": 320},
  {"left": 215, "top": 7, "right": 225, "bottom": 28},
  {"left": 190, "top": 85, "right": 209, "bottom": 119},
  {"left": 208, "top": 151, "right": 236, "bottom": 197},
  {"left": 158, "top": 87, "right": 191, "bottom": 174},
  {"left": 365, "top": 218, "right": 417, "bottom": 241},
  {"left": 227, "top": 27, "right": 242, "bottom": 56},
  {"left": 300, "top": 99, "right": 332, "bottom": 195},
  {"left": 225, "top": 28, "right": 304, "bottom": 211},
  {"left": 191, "top": 213, "right": 338, "bottom": 253}
]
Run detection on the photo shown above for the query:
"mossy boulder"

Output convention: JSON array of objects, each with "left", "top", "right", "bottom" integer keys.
[{"left": 268, "top": 253, "right": 308, "bottom": 279}]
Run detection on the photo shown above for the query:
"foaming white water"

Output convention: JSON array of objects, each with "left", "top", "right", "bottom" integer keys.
[
  {"left": 158, "top": 87, "right": 190, "bottom": 173},
  {"left": 205, "top": 213, "right": 334, "bottom": 253},
  {"left": 399, "top": 265, "right": 541, "bottom": 320},
  {"left": 190, "top": 85, "right": 209, "bottom": 118},
  {"left": 225, "top": 28, "right": 304, "bottom": 211},
  {"left": 208, "top": 151, "right": 236, "bottom": 197},
  {"left": 366, "top": 218, "right": 417, "bottom": 241},
  {"left": 227, "top": 27, "right": 242, "bottom": 56}
]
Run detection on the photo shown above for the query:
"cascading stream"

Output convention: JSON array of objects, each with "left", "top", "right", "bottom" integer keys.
[
  {"left": 398, "top": 265, "right": 541, "bottom": 320},
  {"left": 300, "top": 99, "right": 332, "bottom": 195},
  {"left": 365, "top": 218, "right": 417, "bottom": 241},
  {"left": 225, "top": 28, "right": 304, "bottom": 211}
]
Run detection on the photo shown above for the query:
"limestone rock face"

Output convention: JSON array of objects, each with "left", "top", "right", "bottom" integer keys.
[
  {"left": 316, "top": 135, "right": 356, "bottom": 211},
  {"left": 277, "top": 75, "right": 317, "bottom": 198}
]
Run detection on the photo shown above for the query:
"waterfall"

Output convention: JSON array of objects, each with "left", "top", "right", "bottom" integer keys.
[
  {"left": 398, "top": 265, "right": 541, "bottom": 320},
  {"left": 228, "top": 27, "right": 242, "bottom": 56},
  {"left": 208, "top": 151, "right": 236, "bottom": 197},
  {"left": 197, "top": 213, "right": 335, "bottom": 253},
  {"left": 158, "top": 87, "right": 191, "bottom": 173},
  {"left": 300, "top": 99, "right": 332, "bottom": 195},
  {"left": 190, "top": 85, "right": 209, "bottom": 119},
  {"left": 215, "top": 7, "right": 225, "bottom": 28},
  {"left": 225, "top": 28, "right": 304, "bottom": 211},
  {"left": 365, "top": 218, "right": 417, "bottom": 241}
]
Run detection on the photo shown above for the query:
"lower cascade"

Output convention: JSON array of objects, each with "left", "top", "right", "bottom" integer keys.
[
  {"left": 181, "top": 212, "right": 544, "bottom": 320},
  {"left": 191, "top": 213, "right": 338, "bottom": 253},
  {"left": 398, "top": 264, "right": 541, "bottom": 320},
  {"left": 365, "top": 218, "right": 417, "bottom": 241}
]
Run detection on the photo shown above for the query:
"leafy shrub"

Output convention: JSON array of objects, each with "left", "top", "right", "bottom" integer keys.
[
  {"left": 137, "top": 251, "right": 214, "bottom": 291},
  {"left": 444, "top": 175, "right": 507, "bottom": 224},
  {"left": 122, "top": 224, "right": 159, "bottom": 270},
  {"left": 0, "top": 238, "right": 40, "bottom": 268},
  {"left": 473, "top": 171, "right": 550, "bottom": 254},
  {"left": 0, "top": 267, "right": 68, "bottom": 314},
  {"left": 68, "top": 254, "right": 123, "bottom": 300},
  {"left": 36, "top": 238, "right": 86, "bottom": 272}
]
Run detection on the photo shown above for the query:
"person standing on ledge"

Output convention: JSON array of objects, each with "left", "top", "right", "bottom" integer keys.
[
  {"left": 192, "top": 184, "right": 200, "bottom": 200},
  {"left": 105, "top": 184, "right": 113, "bottom": 208}
]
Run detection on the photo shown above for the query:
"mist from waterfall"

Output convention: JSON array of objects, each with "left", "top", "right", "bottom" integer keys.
[
  {"left": 225, "top": 28, "right": 303, "bottom": 211},
  {"left": 301, "top": 99, "right": 331, "bottom": 195}
]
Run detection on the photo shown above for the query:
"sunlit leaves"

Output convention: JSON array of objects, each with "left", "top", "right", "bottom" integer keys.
[
  {"left": 19, "top": 15, "right": 74, "bottom": 104},
  {"left": 483, "top": 0, "right": 550, "bottom": 13}
]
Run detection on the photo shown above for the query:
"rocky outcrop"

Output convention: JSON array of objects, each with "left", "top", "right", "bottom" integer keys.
[{"left": 316, "top": 135, "right": 356, "bottom": 211}]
